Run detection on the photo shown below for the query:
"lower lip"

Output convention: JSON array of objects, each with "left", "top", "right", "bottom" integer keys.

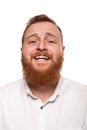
[
  {"left": 36, "top": 59, "right": 48, "bottom": 61},
  {"left": 35, "top": 59, "right": 49, "bottom": 62}
]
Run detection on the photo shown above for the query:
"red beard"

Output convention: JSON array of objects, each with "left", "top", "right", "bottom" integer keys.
[{"left": 21, "top": 52, "right": 63, "bottom": 88}]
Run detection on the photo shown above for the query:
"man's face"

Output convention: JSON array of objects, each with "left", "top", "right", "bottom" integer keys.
[{"left": 21, "top": 22, "right": 64, "bottom": 86}]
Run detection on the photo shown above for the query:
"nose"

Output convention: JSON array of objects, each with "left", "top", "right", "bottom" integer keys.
[{"left": 37, "top": 40, "right": 47, "bottom": 51}]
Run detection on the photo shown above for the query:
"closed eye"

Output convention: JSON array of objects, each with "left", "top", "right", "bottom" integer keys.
[
  {"left": 29, "top": 41, "right": 36, "bottom": 44},
  {"left": 48, "top": 40, "right": 56, "bottom": 43}
]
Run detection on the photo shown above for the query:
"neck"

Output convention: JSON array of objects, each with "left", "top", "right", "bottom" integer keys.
[{"left": 28, "top": 83, "right": 57, "bottom": 103}]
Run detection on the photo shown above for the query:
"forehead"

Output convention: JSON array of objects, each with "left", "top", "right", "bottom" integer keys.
[{"left": 24, "top": 22, "right": 61, "bottom": 38}]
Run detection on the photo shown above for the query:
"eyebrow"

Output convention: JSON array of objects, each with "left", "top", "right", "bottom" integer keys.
[
  {"left": 25, "top": 32, "right": 58, "bottom": 41},
  {"left": 26, "top": 34, "right": 38, "bottom": 39},
  {"left": 45, "top": 32, "right": 58, "bottom": 39}
]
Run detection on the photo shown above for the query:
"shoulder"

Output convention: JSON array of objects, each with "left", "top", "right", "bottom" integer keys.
[
  {"left": 61, "top": 77, "right": 87, "bottom": 98},
  {"left": 0, "top": 78, "right": 27, "bottom": 90},
  {"left": 0, "top": 78, "right": 27, "bottom": 98},
  {"left": 61, "top": 76, "right": 87, "bottom": 90}
]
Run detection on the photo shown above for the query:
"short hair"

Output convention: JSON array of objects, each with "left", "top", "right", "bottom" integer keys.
[{"left": 22, "top": 14, "right": 63, "bottom": 45}]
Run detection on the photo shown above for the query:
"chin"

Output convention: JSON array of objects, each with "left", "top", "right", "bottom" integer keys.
[{"left": 33, "top": 63, "right": 51, "bottom": 71}]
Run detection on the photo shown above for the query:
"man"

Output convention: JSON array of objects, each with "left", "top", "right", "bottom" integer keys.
[{"left": 0, "top": 14, "right": 87, "bottom": 130}]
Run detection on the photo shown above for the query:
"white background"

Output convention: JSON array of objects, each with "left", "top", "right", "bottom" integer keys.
[{"left": 0, "top": 0, "right": 87, "bottom": 86}]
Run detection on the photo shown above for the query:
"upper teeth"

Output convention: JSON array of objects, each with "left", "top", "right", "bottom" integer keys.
[{"left": 35, "top": 56, "right": 48, "bottom": 60}]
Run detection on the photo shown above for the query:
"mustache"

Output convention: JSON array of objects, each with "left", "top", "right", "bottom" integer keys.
[{"left": 31, "top": 51, "right": 53, "bottom": 59}]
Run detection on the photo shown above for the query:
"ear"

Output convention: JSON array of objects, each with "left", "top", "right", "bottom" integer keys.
[
  {"left": 63, "top": 46, "right": 65, "bottom": 50},
  {"left": 62, "top": 46, "right": 65, "bottom": 56},
  {"left": 21, "top": 47, "right": 22, "bottom": 51}
]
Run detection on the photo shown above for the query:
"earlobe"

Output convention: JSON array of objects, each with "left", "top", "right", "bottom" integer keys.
[
  {"left": 63, "top": 46, "right": 65, "bottom": 50},
  {"left": 21, "top": 47, "right": 22, "bottom": 51},
  {"left": 62, "top": 46, "right": 65, "bottom": 56}
]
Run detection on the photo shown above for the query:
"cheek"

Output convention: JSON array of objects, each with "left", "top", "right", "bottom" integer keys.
[
  {"left": 22, "top": 44, "right": 37, "bottom": 55},
  {"left": 22, "top": 45, "right": 32, "bottom": 55},
  {"left": 52, "top": 49, "right": 63, "bottom": 61},
  {"left": 22, "top": 48, "right": 31, "bottom": 61}
]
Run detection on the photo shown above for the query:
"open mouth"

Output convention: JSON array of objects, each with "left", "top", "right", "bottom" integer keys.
[{"left": 34, "top": 56, "right": 49, "bottom": 60}]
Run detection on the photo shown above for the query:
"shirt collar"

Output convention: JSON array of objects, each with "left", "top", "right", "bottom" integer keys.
[
  {"left": 47, "top": 76, "right": 63, "bottom": 102},
  {"left": 24, "top": 81, "right": 38, "bottom": 100},
  {"left": 24, "top": 76, "right": 63, "bottom": 102}
]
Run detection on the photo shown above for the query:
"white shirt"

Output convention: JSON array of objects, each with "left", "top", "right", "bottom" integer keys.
[{"left": 0, "top": 77, "right": 87, "bottom": 130}]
